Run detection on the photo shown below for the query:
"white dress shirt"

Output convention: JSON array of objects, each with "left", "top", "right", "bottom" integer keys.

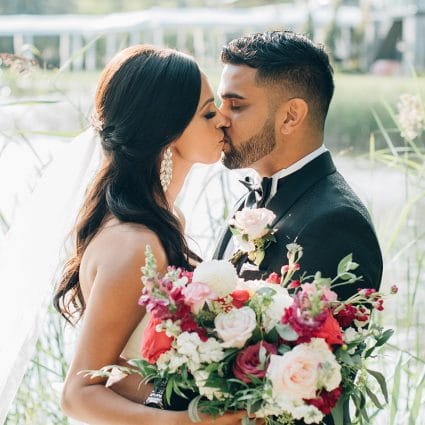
[
  {"left": 222, "top": 145, "right": 327, "bottom": 260},
  {"left": 265, "top": 144, "right": 327, "bottom": 205}
]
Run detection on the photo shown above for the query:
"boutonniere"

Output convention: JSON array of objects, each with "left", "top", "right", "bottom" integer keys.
[{"left": 229, "top": 207, "right": 277, "bottom": 267}]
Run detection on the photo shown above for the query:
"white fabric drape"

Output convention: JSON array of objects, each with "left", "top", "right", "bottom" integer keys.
[{"left": 0, "top": 128, "right": 100, "bottom": 422}]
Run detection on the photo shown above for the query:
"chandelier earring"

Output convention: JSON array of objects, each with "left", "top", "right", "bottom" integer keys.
[{"left": 160, "top": 146, "right": 173, "bottom": 192}]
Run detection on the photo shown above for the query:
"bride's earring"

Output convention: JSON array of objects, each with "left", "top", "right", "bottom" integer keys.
[{"left": 160, "top": 146, "right": 173, "bottom": 192}]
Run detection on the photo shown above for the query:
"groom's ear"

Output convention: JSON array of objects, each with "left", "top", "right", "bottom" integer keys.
[{"left": 278, "top": 98, "right": 309, "bottom": 135}]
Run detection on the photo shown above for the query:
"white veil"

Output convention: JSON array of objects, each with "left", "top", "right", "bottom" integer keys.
[{"left": 0, "top": 128, "right": 101, "bottom": 422}]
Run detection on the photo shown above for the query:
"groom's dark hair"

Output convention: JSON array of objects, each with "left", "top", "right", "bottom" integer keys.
[{"left": 221, "top": 31, "right": 334, "bottom": 131}]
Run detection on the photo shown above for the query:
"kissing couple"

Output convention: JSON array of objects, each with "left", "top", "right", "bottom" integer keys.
[{"left": 55, "top": 31, "right": 383, "bottom": 425}]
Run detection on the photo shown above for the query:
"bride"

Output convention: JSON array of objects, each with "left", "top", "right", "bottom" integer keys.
[{"left": 53, "top": 45, "right": 244, "bottom": 424}]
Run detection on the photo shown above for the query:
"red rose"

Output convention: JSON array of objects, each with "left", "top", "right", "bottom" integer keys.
[
  {"left": 304, "top": 386, "right": 342, "bottom": 414},
  {"left": 233, "top": 342, "right": 277, "bottom": 383},
  {"left": 312, "top": 310, "right": 343, "bottom": 346},
  {"left": 230, "top": 289, "right": 251, "bottom": 308},
  {"left": 140, "top": 316, "right": 173, "bottom": 364}
]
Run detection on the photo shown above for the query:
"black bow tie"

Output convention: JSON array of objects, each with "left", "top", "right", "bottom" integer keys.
[{"left": 240, "top": 176, "right": 273, "bottom": 208}]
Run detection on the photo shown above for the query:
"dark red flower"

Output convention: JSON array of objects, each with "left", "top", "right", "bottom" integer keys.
[
  {"left": 304, "top": 386, "right": 342, "bottom": 415},
  {"left": 281, "top": 292, "right": 328, "bottom": 342},
  {"left": 334, "top": 304, "right": 357, "bottom": 327},
  {"left": 233, "top": 342, "right": 277, "bottom": 383}
]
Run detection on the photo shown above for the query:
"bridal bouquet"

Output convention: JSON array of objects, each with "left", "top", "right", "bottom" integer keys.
[{"left": 88, "top": 233, "right": 396, "bottom": 425}]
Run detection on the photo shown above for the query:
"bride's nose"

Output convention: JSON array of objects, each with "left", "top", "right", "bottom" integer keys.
[{"left": 215, "top": 110, "right": 230, "bottom": 129}]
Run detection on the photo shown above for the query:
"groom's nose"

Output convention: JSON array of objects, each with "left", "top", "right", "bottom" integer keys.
[{"left": 216, "top": 110, "right": 231, "bottom": 129}]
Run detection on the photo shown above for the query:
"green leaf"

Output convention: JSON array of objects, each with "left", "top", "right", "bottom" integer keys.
[
  {"left": 365, "top": 385, "right": 384, "bottom": 409},
  {"left": 367, "top": 369, "right": 389, "bottom": 403},
  {"left": 254, "top": 250, "right": 265, "bottom": 266},
  {"left": 188, "top": 395, "right": 202, "bottom": 423},
  {"left": 278, "top": 344, "right": 291, "bottom": 355},
  {"left": 165, "top": 378, "right": 174, "bottom": 405},
  {"left": 337, "top": 253, "right": 353, "bottom": 275},
  {"left": 275, "top": 323, "right": 298, "bottom": 341},
  {"left": 331, "top": 396, "right": 345, "bottom": 425},
  {"left": 374, "top": 329, "right": 394, "bottom": 348}
]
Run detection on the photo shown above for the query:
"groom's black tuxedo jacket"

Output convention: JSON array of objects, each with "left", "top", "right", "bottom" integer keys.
[
  {"left": 213, "top": 152, "right": 383, "bottom": 424},
  {"left": 214, "top": 151, "right": 383, "bottom": 299}
]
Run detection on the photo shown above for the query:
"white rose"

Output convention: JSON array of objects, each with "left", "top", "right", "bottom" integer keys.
[
  {"left": 232, "top": 207, "right": 276, "bottom": 240},
  {"left": 214, "top": 306, "right": 257, "bottom": 348},
  {"left": 266, "top": 338, "right": 341, "bottom": 401},
  {"left": 192, "top": 260, "right": 238, "bottom": 297},
  {"left": 193, "top": 369, "right": 226, "bottom": 400}
]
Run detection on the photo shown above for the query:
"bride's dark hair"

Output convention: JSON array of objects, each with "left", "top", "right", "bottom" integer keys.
[{"left": 54, "top": 45, "right": 202, "bottom": 324}]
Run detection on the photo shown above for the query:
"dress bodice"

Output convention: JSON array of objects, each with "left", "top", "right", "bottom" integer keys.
[{"left": 120, "top": 314, "right": 150, "bottom": 360}]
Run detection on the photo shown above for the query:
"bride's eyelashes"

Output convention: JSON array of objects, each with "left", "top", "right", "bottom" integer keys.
[{"left": 204, "top": 111, "right": 217, "bottom": 120}]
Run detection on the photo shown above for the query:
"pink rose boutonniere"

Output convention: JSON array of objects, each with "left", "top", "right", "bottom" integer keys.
[{"left": 229, "top": 207, "right": 277, "bottom": 266}]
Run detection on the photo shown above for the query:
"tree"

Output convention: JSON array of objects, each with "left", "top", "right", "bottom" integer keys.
[{"left": 0, "top": 0, "right": 76, "bottom": 14}]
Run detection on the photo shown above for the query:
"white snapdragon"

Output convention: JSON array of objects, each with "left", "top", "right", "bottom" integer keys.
[
  {"left": 397, "top": 93, "right": 425, "bottom": 141},
  {"left": 193, "top": 369, "right": 226, "bottom": 400},
  {"left": 174, "top": 332, "right": 224, "bottom": 372},
  {"left": 156, "top": 349, "right": 186, "bottom": 373},
  {"left": 198, "top": 337, "right": 225, "bottom": 363},
  {"left": 155, "top": 319, "right": 181, "bottom": 338},
  {"left": 105, "top": 367, "right": 128, "bottom": 387}
]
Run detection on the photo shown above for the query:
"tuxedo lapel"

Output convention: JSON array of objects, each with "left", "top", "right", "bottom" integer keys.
[{"left": 266, "top": 152, "right": 336, "bottom": 227}]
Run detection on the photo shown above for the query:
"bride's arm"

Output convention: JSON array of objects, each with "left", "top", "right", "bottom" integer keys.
[
  {"left": 60, "top": 228, "right": 244, "bottom": 425},
  {"left": 60, "top": 230, "right": 175, "bottom": 424}
]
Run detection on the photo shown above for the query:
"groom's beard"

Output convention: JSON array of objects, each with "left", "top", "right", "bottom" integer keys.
[{"left": 222, "top": 118, "right": 276, "bottom": 170}]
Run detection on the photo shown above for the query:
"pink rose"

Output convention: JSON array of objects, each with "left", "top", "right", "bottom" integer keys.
[
  {"left": 233, "top": 342, "right": 277, "bottom": 383},
  {"left": 231, "top": 208, "right": 276, "bottom": 240},
  {"left": 182, "top": 282, "right": 216, "bottom": 314},
  {"left": 266, "top": 339, "right": 341, "bottom": 402}
]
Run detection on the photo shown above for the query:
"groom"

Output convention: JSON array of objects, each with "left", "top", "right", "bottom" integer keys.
[{"left": 213, "top": 31, "right": 383, "bottom": 423}]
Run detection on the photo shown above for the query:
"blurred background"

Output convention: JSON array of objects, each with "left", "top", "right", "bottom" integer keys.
[{"left": 0, "top": 0, "right": 424, "bottom": 424}]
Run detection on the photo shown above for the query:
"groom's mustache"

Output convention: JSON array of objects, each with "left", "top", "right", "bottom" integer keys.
[{"left": 222, "top": 131, "right": 232, "bottom": 146}]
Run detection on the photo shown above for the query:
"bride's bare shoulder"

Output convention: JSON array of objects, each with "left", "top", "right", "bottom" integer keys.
[{"left": 81, "top": 218, "right": 167, "bottom": 290}]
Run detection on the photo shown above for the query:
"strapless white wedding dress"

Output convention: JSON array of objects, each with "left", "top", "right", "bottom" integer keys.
[{"left": 120, "top": 314, "right": 150, "bottom": 360}]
